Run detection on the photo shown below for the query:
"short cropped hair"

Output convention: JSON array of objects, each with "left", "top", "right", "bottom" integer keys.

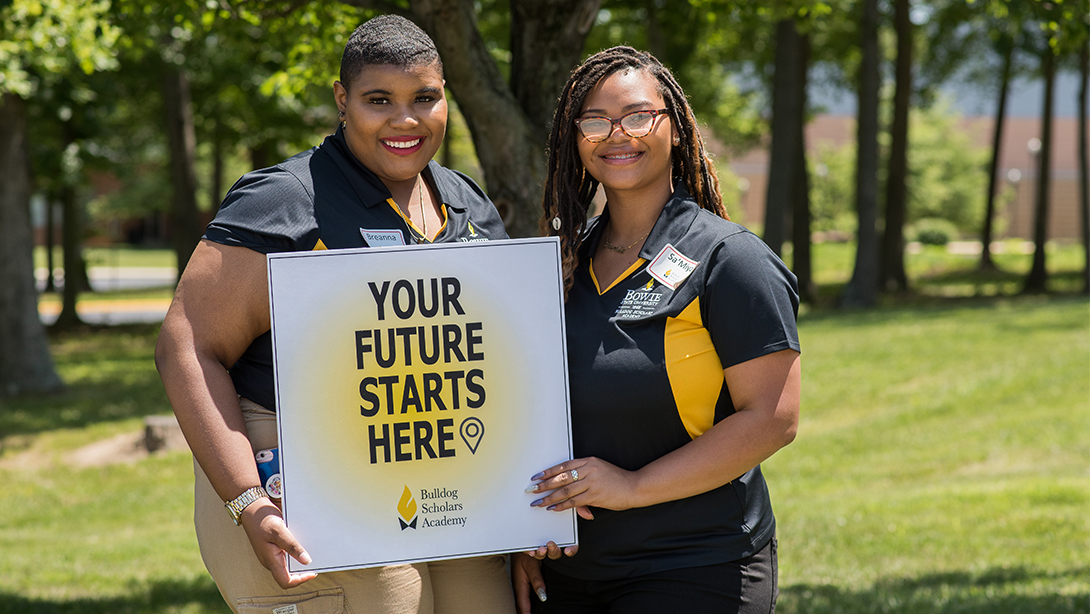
[{"left": 339, "top": 15, "right": 444, "bottom": 92}]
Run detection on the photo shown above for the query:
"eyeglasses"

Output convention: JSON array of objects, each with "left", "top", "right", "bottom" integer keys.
[{"left": 574, "top": 109, "right": 669, "bottom": 143}]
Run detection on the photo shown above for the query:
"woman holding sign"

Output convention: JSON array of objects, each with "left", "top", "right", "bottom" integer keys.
[
  {"left": 156, "top": 15, "right": 514, "bottom": 614},
  {"left": 512, "top": 47, "right": 801, "bottom": 613}
]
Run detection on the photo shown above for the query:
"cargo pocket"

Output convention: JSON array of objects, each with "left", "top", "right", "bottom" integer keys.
[{"left": 237, "top": 588, "right": 345, "bottom": 614}]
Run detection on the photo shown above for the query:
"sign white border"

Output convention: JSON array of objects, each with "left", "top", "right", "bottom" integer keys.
[{"left": 268, "top": 237, "right": 576, "bottom": 573}]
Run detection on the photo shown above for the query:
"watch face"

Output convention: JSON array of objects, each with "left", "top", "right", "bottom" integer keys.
[{"left": 265, "top": 474, "right": 283, "bottom": 498}]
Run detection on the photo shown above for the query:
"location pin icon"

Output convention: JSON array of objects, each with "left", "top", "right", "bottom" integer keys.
[{"left": 460, "top": 417, "right": 485, "bottom": 454}]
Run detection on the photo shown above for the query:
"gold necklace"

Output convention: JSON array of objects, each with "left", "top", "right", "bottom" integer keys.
[
  {"left": 418, "top": 177, "right": 428, "bottom": 240},
  {"left": 603, "top": 230, "right": 650, "bottom": 254}
]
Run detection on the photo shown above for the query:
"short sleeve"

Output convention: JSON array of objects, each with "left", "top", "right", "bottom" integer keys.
[
  {"left": 428, "top": 162, "right": 510, "bottom": 241},
  {"left": 203, "top": 165, "right": 318, "bottom": 254},
  {"left": 701, "top": 230, "right": 801, "bottom": 369},
  {"left": 451, "top": 168, "right": 509, "bottom": 240}
]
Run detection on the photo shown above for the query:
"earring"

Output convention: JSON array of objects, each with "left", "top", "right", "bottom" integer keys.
[
  {"left": 672, "top": 135, "right": 680, "bottom": 146},
  {"left": 551, "top": 216, "right": 562, "bottom": 231}
]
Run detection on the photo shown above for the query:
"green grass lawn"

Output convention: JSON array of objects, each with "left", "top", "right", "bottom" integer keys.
[
  {"left": 3, "top": 248, "right": 1088, "bottom": 612},
  {"left": 35, "top": 246, "right": 177, "bottom": 307},
  {"left": 786, "top": 240, "right": 1085, "bottom": 303},
  {"left": 34, "top": 247, "right": 177, "bottom": 270},
  {"left": 770, "top": 296, "right": 1089, "bottom": 613},
  {"left": 0, "top": 324, "right": 227, "bottom": 614}
]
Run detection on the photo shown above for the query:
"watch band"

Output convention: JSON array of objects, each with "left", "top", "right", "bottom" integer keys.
[{"left": 225, "top": 486, "right": 269, "bottom": 526}]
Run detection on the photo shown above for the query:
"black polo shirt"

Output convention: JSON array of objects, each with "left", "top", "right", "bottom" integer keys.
[
  {"left": 203, "top": 127, "right": 507, "bottom": 411},
  {"left": 546, "top": 184, "right": 800, "bottom": 581}
]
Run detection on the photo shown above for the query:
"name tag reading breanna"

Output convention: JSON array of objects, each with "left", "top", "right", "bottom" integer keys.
[{"left": 354, "top": 277, "right": 487, "bottom": 464}]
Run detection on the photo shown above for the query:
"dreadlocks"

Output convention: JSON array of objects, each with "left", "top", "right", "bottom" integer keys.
[{"left": 540, "top": 46, "right": 726, "bottom": 295}]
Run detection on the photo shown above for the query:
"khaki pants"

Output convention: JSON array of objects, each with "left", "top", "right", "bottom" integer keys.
[{"left": 194, "top": 399, "right": 515, "bottom": 614}]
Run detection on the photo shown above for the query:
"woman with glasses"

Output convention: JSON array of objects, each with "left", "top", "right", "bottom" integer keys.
[
  {"left": 512, "top": 46, "right": 801, "bottom": 614},
  {"left": 156, "top": 15, "right": 515, "bottom": 614}
]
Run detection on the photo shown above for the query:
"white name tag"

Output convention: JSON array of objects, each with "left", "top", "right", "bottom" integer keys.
[
  {"left": 360, "top": 228, "right": 406, "bottom": 247},
  {"left": 272, "top": 606, "right": 298, "bottom": 614},
  {"left": 646, "top": 243, "right": 699, "bottom": 290}
]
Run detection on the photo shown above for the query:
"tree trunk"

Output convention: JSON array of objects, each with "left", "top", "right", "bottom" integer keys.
[
  {"left": 646, "top": 0, "right": 665, "bottom": 60},
  {"left": 791, "top": 31, "right": 816, "bottom": 304},
  {"left": 250, "top": 140, "right": 277, "bottom": 171},
  {"left": 441, "top": 111, "right": 455, "bottom": 170},
  {"left": 410, "top": 0, "right": 597, "bottom": 238},
  {"left": 842, "top": 0, "right": 881, "bottom": 308},
  {"left": 1078, "top": 42, "right": 1089, "bottom": 294},
  {"left": 981, "top": 35, "right": 1013, "bottom": 271},
  {"left": 510, "top": 0, "right": 600, "bottom": 140},
  {"left": 0, "top": 93, "right": 64, "bottom": 396},
  {"left": 1024, "top": 43, "right": 1055, "bottom": 294},
  {"left": 764, "top": 18, "right": 803, "bottom": 257},
  {"left": 210, "top": 117, "right": 225, "bottom": 210},
  {"left": 879, "top": 0, "right": 912, "bottom": 293},
  {"left": 409, "top": 0, "right": 542, "bottom": 237},
  {"left": 53, "top": 183, "right": 86, "bottom": 329},
  {"left": 162, "top": 65, "right": 203, "bottom": 277},
  {"left": 44, "top": 192, "right": 56, "bottom": 292}
]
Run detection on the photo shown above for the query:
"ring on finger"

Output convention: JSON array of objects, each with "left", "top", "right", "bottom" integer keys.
[{"left": 570, "top": 469, "right": 579, "bottom": 482}]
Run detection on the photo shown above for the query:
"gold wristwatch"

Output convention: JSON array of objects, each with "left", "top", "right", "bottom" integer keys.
[{"left": 225, "top": 486, "right": 269, "bottom": 526}]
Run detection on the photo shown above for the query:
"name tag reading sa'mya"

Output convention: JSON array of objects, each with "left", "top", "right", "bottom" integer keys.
[{"left": 268, "top": 238, "right": 576, "bottom": 574}]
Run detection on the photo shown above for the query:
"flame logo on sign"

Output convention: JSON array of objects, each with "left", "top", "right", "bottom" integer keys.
[{"left": 398, "top": 485, "right": 418, "bottom": 530}]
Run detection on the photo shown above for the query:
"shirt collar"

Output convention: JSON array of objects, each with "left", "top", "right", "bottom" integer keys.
[
  {"left": 637, "top": 182, "right": 700, "bottom": 260},
  {"left": 326, "top": 125, "right": 394, "bottom": 208},
  {"left": 581, "top": 182, "right": 700, "bottom": 259},
  {"left": 326, "top": 126, "right": 464, "bottom": 212}
]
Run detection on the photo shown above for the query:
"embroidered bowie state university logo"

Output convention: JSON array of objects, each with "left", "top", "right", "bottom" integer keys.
[
  {"left": 460, "top": 220, "right": 489, "bottom": 243},
  {"left": 614, "top": 278, "right": 665, "bottom": 321}
]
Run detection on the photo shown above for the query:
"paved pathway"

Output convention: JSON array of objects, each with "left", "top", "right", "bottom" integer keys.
[
  {"left": 38, "top": 298, "right": 173, "bottom": 325},
  {"left": 37, "top": 266, "right": 175, "bottom": 325},
  {"left": 34, "top": 240, "right": 1035, "bottom": 325}
]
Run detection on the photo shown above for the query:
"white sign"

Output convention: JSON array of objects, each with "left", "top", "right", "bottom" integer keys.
[{"left": 268, "top": 238, "right": 576, "bottom": 574}]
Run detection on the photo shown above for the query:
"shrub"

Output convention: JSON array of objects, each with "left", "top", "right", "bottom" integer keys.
[{"left": 913, "top": 217, "right": 959, "bottom": 245}]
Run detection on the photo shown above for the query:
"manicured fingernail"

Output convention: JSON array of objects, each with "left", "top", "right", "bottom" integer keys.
[
  {"left": 525, "top": 483, "right": 538, "bottom": 493},
  {"left": 564, "top": 547, "right": 575, "bottom": 556},
  {"left": 546, "top": 504, "right": 557, "bottom": 511},
  {"left": 531, "top": 498, "right": 543, "bottom": 507},
  {"left": 536, "top": 588, "right": 548, "bottom": 602},
  {"left": 531, "top": 471, "right": 544, "bottom": 481}
]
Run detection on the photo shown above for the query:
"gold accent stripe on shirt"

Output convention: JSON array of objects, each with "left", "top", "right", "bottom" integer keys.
[
  {"left": 386, "top": 197, "right": 447, "bottom": 243},
  {"left": 435, "top": 201, "right": 450, "bottom": 236},
  {"left": 664, "top": 297, "right": 724, "bottom": 439},
  {"left": 590, "top": 258, "right": 647, "bottom": 296},
  {"left": 386, "top": 197, "right": 426, "bottom": 240}
]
